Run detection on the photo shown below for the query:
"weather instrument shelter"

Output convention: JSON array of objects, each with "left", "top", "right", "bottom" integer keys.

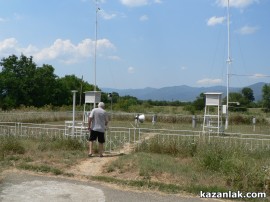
[
  {"left": 83, "top": 91, "right": 101, "bottom": 123},
  {"left": 202, "top": 92, "right": 223, "bottom": 133}
]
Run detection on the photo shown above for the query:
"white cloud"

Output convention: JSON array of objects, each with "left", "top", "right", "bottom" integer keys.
[
  {"left": 0, "top": 38, "right": 115, "bottom": 64},
  {"left": 99, "top": 10, "right": 117, "bottom": 20},
  {"left": 216, "top": 0, "right": 259, "bottom": 8},
  {"left": 140, "top": 15, "right": 149, "bottom": 21},
  {"left": 128, "top": 66, "right": 135, "bottom": 74},
  {"left": 0, "top": 38, "right": 18, "bottom": 52},
  {"left": 237, "top": 25, "right": 259, "bottom": 35},
  {"left": 250, "top": 73, "right": 270, "bottom": 78},
  {"left": 120, "top": 0, "right": 161, "bottom": 7},
  {"left": 207, "top": 16, "right": 226, "bottom": 26},
  {"left": 197, "top": 78, "right": 223, "bottom": 85},
  {"left": 0, "top": 17, "right": 8, "bottom": 23},
  {"left": 120, "top": 0, "right": 148, "bottom": 7}
]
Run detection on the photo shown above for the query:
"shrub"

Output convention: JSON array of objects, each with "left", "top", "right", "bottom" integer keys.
[
  {"left": 0, "top": 137, "right": 25, "bottom": 156},
  {"left": 51, "top": 137, "right": 84, "bottom": 151},
  {"left": 136, "top": 136, "right": 198, "bottom": 157}
]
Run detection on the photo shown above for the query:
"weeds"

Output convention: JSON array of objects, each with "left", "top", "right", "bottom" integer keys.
[
  {"left": 133, "top": 136, "right": 270, "bottom": 194},
  {"left": 91, "top": 176, "right": 183, "bottom": 194},
  {"left": 37, "top": 137, "right": 84, "bottom": 151},
  {"left": 0, "top": 124, "right": 269, "bottom": 197},
  {"left": 18, "top": 163, "right": 63, "bottom": 175},
  {"left": 0, "top": 136, "right": 85, "bottom": 175},
  {"left": 0, "top": 136, "right": 25, "bottom": 158},
  {"left": 136, "top": 136, "right": 198, "bottom": 157}
]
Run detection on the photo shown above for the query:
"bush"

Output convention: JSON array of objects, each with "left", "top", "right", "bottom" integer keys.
[
  {"left": 0, "top": 137, "right": 25, "bottom": 157},
  {"left": 136, "top": 136, "right": 198, "bottom": 157},
  {"left": 196, "top": 142, "right": 266, "bottom": 192},
  {"left": 37, "top": 137, "right": 84, "bottom": 151},
  {"left": 51, "top": 137, "right": 84, "bottom": 151},
  {"left": 136, "top": 137, "right": 268, "bottom": 193}
]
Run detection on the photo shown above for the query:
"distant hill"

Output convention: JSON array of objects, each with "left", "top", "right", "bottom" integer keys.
[{"left": 102, "top": 82, "right": 267, "bottom": 102}]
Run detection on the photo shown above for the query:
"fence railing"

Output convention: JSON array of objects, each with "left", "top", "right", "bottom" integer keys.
[{"left": 0, "top": 122, "right": 270, "bottom": 153}]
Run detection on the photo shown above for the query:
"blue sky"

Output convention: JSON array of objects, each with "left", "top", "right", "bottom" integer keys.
[{"left": 0, "top": 0, "right": 269, "bottom": 89}]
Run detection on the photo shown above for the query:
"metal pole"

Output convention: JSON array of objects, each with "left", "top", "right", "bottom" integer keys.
[
  {"left": 225, "top": 0, "right": 231, "bottom": 130},
  {"left": 93, "top": 0, "right": 99, "bottom": 108},
  {"left": 72, "top": 90, "right": 78, "bottom": 136},
  {"left": 79, "top": 75, "right": 83, "bottom": 106},
  {"left": 94, "top": 0, "right": 98, "bottom": 92}
]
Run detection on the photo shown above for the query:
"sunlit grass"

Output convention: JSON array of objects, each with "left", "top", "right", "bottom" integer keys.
[
  {"left": 104, "top": 136, "right": 270, "bottom": 196},
  {"left": 0, "top": 136, "right": 85, "bottom": 175},
  {"left": 1, "top": 108, "right": 270, "bottom": 198}
]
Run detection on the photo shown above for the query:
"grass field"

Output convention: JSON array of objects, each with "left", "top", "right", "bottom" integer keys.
[{"left": 0, "top": 108, "right": 270, "bottom": 201}]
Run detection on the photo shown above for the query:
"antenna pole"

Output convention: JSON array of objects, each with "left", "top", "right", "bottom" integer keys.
[
  {"left": 93, "top": 0, "right": 99, "bottom": 108},
  {"left": 225, "top": 0, "right": 231, "bottom": 130},
  {"left": 94, "top": 0, "right": 98, "bottom": 92}
]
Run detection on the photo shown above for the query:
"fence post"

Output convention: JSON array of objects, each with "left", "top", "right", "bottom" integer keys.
[
  {"left": 252, "top": 117, "right": 256, "bottom": 132},
  {"left": 192, "top": 115, "right": 197, "bottom": 128}
]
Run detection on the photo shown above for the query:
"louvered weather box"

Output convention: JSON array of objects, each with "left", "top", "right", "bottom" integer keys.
[
  {"left": 85, "top": 91, "right": 101, "bottom": 104},
  {"left": 205, "top": 92, "right": 222, "bottom": 106},
  {"left": 203, "top": 92, "right": 223, "bottom": 134},
  {"left": 83, "top": 91, "right": 101, "bottom": 123}
]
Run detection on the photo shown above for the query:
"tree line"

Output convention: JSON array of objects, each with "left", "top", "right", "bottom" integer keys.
[{"left": 0, "top": 54, "right": 270, "bottom": 112}]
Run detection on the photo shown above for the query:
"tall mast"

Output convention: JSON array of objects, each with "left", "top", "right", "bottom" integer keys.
[
  {"left": 94, "top": 0, "right": 98, "bottom": 92},
  {"left": 225, "top": 0, "right": 231, "bottom": 130},
  {"left": 93, "top": 0, "right": 99, "bottom": 108}
]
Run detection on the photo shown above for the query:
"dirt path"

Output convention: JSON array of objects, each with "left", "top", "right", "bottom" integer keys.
[
  {"left": 67, "top": 143, "right": 135, "bottom": 177},
  {"left": 68, "top": 154, "right": 119, "bottom": 176},
  {"left": 68, "top": 133, "right": 158, "bottom": 177}
]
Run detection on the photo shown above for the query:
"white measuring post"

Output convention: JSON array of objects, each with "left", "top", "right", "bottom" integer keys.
[{"left": 71, "top": 90, "right": 78, "bottom": 136}]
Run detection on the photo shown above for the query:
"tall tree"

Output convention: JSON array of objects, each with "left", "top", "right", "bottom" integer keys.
[
  {"left": 0, "top": 54, "right": 37, "bottom": 108},
  {"left": 242, "top": 87, "right": 255, "bottom": 105},
  {"left": 262, "top": 84, "right": 270, "bottom": 112},
  {"left": 0, "top": 54, "right": 102, "bottom": 109},
  {"left": 193, "top": 93, "right": 205, "bottom": 111},
  {"left": 33, "top": 64, "right": 58, "bottom": 107},
  {"left": 56, "top": 75, "right": 96, "bottom": 106}
]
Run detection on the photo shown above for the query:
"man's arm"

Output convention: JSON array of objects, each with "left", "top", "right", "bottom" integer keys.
[
  {"left": 88, "top": 117, "right": 93, "bottom": 130},
  {"left": 105, "top": 113, "right": 109, "bottom": 129}
]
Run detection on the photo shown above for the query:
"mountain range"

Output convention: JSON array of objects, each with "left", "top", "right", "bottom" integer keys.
[{"left": 102, "top": 82, "right": 267, "bottom": 102}]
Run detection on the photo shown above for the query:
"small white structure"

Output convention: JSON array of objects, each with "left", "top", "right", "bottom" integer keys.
[
  {"left": 202, "top": 92, "right": 223, "bottom": 134},
  {"left": 65, "top": 91, "right": 101, "bottom": 137},
  {"left": 83, "top": 91, "right": 101, "bottom": 123}
]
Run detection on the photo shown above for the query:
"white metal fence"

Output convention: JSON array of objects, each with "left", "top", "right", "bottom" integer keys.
[{"left": 0, "top": 122, "right": 270, "bottom": 153}]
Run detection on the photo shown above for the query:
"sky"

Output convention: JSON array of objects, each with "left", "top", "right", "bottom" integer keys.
[{"left": 0, "top": 0, "right": 269, "bottom": 89}]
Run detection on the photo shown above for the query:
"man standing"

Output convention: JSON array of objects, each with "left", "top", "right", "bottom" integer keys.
[{"left": 88, "top": 102, "right": 109, "bottom": 157}]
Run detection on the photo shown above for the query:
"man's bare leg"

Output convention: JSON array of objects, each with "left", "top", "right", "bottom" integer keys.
[
  {"left": 99, "top": 143, "right": 104, "bottom": 157},
  {"left": 88, "top": 141, "right": 93, "bottom": 156}
]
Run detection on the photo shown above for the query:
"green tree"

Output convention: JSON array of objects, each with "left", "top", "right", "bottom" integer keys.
[
  {"left": 193, "top": 93, "right": 205, "bottom": 111},
  {"left": 262, "top": 84, "right": 270, "bottom": 112},
  {"left": 33, "top": 64, "right": 58, "bottom": 107},
  {"left": 56, "top": 75, "right": 96, "bottom": 106},
  {"left": 0, "top": 54, "right": 98, "bottom": 108},
  {"left": 114, "top": 95, "right": 139, "bottom": 111},
  {"left": 227, "top": 92, "right": 247, "bottom": 112},
  {"left": 241, "top": 87, "right": 254, "bottom": 106},
  {"left": 0, "top": 54, "right": 37, "bottom": 108},
  {"left": 183, "top": 93, "right": 204, "bottom": 114}
]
